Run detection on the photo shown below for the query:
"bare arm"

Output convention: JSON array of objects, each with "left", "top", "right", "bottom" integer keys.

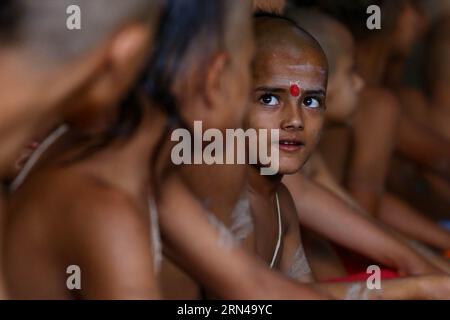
[
  {"left": 314, "top": 275, "right": 450, "bottom": 300},
  {"left": 347, "top": 87, "right": 400, "bottom": 214},
  {"left": 307, "top": 152, "right": 366, "bottom": 213},
  {"left": 303, "top": 153, "right": 450, "bottom": 273},
  {"left": 283, "top": 171, "right": 439, "bottom": 276},
  {"left": 158, "top": 174, "right": 328, "bottom": 299},
  {"left": 397, "top": 113, "right": 450, "bottom": 181},
  {"left": 274, "top": 177, "right": 450, "bottom": 299},
  {"left": 379, "top": 193, "right": 450, "bottom": 251},
  {"left": 308, "top": 153, "right": 450, "bottom": 253}
]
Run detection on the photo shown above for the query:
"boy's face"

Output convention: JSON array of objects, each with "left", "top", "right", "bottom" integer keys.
[
  {"left": 327, "top": 36, "right": 364, "bottom": 123},
  {"left": 0, "top": 23, "right": 154, "bottom": 177},
  {"left": 246, "top": 33, "right": 327, "bottom": 175}
]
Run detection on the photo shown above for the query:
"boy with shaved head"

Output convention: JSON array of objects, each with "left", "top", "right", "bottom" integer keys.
[
  {"left": 0, "top": 0, "right": 160, "bottom": 181},
  {"left": 156, "top": 10, "right": 450, "bottom": 300},
  {"left": 283, "top": 9, "right": 450, "bottom": 280},
  {"left": 289, "top": 2, "right": 450, "bottom": 267},
  {"left": 0, "top": 0, "right": 161, "bottom": 298},
  {"left": 241, "top": 13, "right": 450, "bottom": 299}
]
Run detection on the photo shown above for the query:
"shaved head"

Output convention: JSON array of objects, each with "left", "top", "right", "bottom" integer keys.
[
  {"left": 253, "top": 15, "right": 328, "bottom": 78},
  {"left": 287, "top": 8, "right": 353, "bottom": 75},
  {"left": 253, "top": 0, "right": 286, "bottom": 14},
  {"left": 0, "top": 0, "right": 161, "bottom": 64},
  {"left": 248, "top": 15, "right": 328, "bottom": 175}
]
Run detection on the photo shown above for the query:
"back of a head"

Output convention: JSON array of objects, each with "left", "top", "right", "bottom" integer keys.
[
  {"left": 287, "top": 8, "right": 352, "bottom": 75},
  {"left": 146, "top": 0, "right": 247, "bottom": 117},
  {"left": 0, "top": 0, "right": 161, "bottom": 63}
]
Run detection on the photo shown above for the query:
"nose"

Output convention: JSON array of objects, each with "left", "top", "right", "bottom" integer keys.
[{"left": 281, "top": 102, "right": 304, "bottom": 131}]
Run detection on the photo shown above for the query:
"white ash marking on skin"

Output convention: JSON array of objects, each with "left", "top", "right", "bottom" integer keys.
[
  {"left": 286, "top": 245, "right": 314, "bottom": 283},
  {"left": 344, "top": 283, "right": 380, "bottom": 300},
  {"left": 230, "top": 192, "right": 254, "bottom": 242},
  {"left": 206, "top": 213, "right": 238, "bottom": 250},
  {"left": 287, "top": 63, "right": 327, "bottom": 76}
]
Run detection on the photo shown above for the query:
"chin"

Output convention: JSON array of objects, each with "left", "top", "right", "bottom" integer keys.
[{"left": 278, "top": 163, "right": 302, "bottom": 176}]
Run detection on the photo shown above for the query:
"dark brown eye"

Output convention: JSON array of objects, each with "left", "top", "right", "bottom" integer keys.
[
  {"left": 260, "top": 94, "right": 279, "bottom": 107},
  {"left": 303, "top": 97, "right": 320, "bottom": 108}
]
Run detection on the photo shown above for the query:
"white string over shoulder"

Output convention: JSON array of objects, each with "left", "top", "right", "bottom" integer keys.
[
  {"left": 269, "top": 193, "right": 282, "bottom": 269},
  {"left": 148, "top": 198, "right": 162, "bottom": 274},
  {"left": 10, "top": 124, "right": 69, "bottom": 192}
]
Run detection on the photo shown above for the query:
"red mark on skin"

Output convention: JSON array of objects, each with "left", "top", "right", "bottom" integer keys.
[{"left": 290, "top": 83, "right": 301, "bottom": 97}]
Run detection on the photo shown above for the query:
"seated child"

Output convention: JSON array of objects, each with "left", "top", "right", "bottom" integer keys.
[
  {"left": 0, "top": 0, "right": 162, "bottom": 299},
  {"left": 4, "top": 0, "right": 163, "bottom": 299},
  {"left": 284, "top": 8, "right": 447, "bottom": 279},
  {"left": 239, "top": 12, "right": 450, "bottom": 299}
]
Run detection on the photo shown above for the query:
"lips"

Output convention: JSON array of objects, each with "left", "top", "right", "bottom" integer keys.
[{"left": 278, "top": 138, "right": 304, "bottom": 152}]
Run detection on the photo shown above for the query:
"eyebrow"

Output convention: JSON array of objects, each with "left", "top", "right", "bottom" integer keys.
[
  {"left": 306, "top": 90, "right": 326, "bottom": 96},
  {"left": 254, "top": 87, "right": 326, "bottom": 96},
  {"left": 254, "top": 86, "right": 285, "bottom": 93}
]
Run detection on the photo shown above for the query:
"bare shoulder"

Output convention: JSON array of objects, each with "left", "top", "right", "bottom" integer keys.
[{"left": 10, "top": 165, "right": 147, "bottom": 249}]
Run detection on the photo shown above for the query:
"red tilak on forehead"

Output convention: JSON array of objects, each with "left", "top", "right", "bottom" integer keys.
[{"left": 289, "top": 82, "right": 302, "bottom": 97}]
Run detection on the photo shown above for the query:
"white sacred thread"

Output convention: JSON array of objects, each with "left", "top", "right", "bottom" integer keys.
[
  {"left": 10, "top": 124, "right": 69, "bottom": 192},
  {"left": 269, "top": 193, "right": 283, "bottom": 269},
  {"left": 148, "top": 199, "right": 162, "bottom": 274}
]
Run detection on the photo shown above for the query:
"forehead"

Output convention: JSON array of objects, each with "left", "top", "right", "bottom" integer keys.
[{"left": 253, "top": 46, "right": 327, "bottom": 88}]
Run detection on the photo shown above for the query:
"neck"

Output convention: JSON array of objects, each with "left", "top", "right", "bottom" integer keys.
[
  {"left": 247, "top": 164, "right": 282, "bottom": 199},
  {"left": 180, "top": 163, "right": 247, "bottom": 220},
  {"left": 58, "top": 103, "right": 168, "bottom": 197},
  {"left": 106, "top": 105, "right": 168, "bottom": 194}
]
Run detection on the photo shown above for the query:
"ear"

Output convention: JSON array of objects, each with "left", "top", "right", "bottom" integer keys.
[
  {"left": 88, "top": 24, "right": 153, "bottom": 110},
  {"left": 204, "top": 52, "right": 228, "bottom": 110},
  {"left": 61, "top": 24, "right": 152, "bottom": 130}
]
